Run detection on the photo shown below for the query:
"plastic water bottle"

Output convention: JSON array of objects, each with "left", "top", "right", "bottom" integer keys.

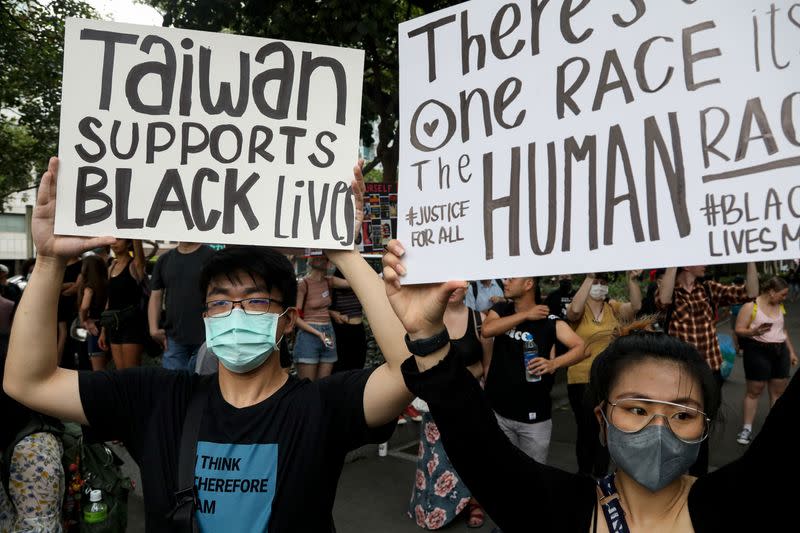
[
  {"left": 523, "top": 339, "right": 541, "bottom": 383},
  {"left": 83, "top": 489, "right": 108, "bottom": 524}
]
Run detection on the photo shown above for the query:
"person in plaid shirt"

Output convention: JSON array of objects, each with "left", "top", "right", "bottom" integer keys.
[{"left": 656, "top": 263, "right": 758, "bottom": 475}]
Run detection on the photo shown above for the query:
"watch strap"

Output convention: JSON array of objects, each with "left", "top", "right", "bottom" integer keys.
[{"left": 404, "top": 329, "right": 450, "bottom": 356}]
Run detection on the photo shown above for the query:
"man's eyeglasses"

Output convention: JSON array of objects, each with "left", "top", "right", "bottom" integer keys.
[
  {"left": 205, "top": 298, "right": 283, "bottom": 318},
  {"left": 601, "top": 397, "right": 711, "bottom": 444}
]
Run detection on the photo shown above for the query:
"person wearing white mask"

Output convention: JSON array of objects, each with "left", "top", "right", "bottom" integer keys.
[
  {"left": 566, "top": 271, "right": 642, "bottom": 478},
  {"left": 4, "top": 158, "right": 415, "bottom": 532}
]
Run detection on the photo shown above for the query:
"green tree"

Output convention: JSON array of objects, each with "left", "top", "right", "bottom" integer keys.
[
  {"left": 0, "top": 0, "right": 96, "bottom": 207},
  {"left": 143, "top": 0, "right": 461, "bottom": 182}
]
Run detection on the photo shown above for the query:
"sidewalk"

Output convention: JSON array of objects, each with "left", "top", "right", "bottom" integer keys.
[{"left": 123, "top": 300, "right": 799, "bottom": 531}]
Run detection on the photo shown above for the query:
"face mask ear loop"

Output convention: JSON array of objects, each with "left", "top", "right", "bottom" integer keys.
[
  {"left": 598, "top": 404, "right": 609, "bottom": 447},
  {"left": 274, "top": 308, "right": 292, "bottom": 350}
]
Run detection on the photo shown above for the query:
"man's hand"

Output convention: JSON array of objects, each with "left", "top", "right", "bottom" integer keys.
[
  {"left": 326, "top": 160, "right": 365, "bottom": 259},
  {"left": 489, "top": 295, "right": 504, "bottom": 304},
  {"left": 382, "top": 240, "right": 465, "bottom": 338},
  {"left": 32, "top": 157, "right": 115, "bottom": 261},
  {"left": 150, "top": 328, "right": 167, "bottom": 350},
  {"left": 98, "top": 329, "right": 108, "bottom": 352},
  {"left": 528, "top": 356, "right": 557, "bottom": 377},
  {"left": 526, "top": 305, "right": 550, "bottom": 321}
]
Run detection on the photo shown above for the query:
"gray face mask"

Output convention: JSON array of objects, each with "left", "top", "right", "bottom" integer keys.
[{"left": 605, "top": 423, "right": 701, "bottom": 492}]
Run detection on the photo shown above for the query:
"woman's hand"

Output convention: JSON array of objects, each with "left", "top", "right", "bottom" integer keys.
[
  {"left": 98, "top": 329, "right": 108, "bottom": 351},
  {"left": 627, "top": 269, "right": 643, "bottom": 281},
  {"left": 381, "top": 240, "right": 465, "bottom": 338},
  {"left": 84, "top": 319, "right": 100, "bottom": 336},
  {"left": 32, "top": 157, "right": 115, "bottom": 261},
  {"left": 790, "top": 351, "right": 798, "bottom": 366},
  {"left": 749, "top": 322, "right": 772, "bottom": 336}
]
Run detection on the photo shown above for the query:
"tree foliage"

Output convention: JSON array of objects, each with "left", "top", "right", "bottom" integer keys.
[
  {"left": 0, "top": 0, "right": 96, "bottom": 206},
  {"left": 143, "top": 0, "right": 461, "bottom": 181}
]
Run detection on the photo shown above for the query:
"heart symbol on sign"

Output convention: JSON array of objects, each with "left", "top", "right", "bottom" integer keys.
[{"left": 423, "top": 119, "right": 439, "bottom": 137}]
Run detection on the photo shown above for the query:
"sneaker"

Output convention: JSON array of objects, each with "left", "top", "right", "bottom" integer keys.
[
  {"left": 736, "top": 428, "right": 752, "bottom": 445},
  {"left": 403, "top": 405, "right": 423, "bottom": 422},
  {"left": 397, "top": 415, "right": 407, "bottom": 425}
]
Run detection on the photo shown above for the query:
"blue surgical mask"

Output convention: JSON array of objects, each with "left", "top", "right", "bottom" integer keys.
[
  {"left": 605, "top": 422, "right": 700, "bottom": 492},
  {"left": 204, "top": 309, "right": 285, "bottom": 374}
]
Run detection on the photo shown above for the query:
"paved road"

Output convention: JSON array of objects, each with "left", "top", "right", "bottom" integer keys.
[{"left": 122, "top": 300, "right": 799, "bottom": 532}]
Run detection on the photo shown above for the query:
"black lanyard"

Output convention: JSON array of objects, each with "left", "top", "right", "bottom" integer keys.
[{"left": 597, "top": 473, "right": 630, "bottom": 533}]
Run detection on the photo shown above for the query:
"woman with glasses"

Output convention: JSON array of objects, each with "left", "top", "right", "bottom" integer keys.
[{"left": 382, "top": 240, "right": 795, "bottom": 532}]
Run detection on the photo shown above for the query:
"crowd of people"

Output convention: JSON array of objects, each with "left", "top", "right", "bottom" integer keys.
[{"left": 0, "top": 157, "right": 798, "bottom": 532}]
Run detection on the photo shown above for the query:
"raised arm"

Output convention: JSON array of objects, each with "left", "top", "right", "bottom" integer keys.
[
  {"left": 658, "top": 267, "right": 678, "bottom": 305},
  {"left": 745, "top": 262, "right": 759, "bottom": 298},
  {"left": 325, "top": 162, "right": 413, "bottom": 427},
  {"left": 3, "top": 157, "right": 114, "bottom": 424},
  {"left": 566, "top": 274, "right": 593, "bottom": 322},
  {"left": 617, "top": 270, "right": 643, "bottom": 321},
  {"left": 130, "top": 239, "right": 146, "bottom": 282},
  {"left": 383, "top": 242, "right": 595, "bottom": 532}
]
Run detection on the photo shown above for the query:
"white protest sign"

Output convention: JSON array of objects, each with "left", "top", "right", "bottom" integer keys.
[
  {"left": 398, "top": 0, "right": 800, "bottom": 284},
  {"left": 56, "top": 18, "right": 364, "bottom": 249}
]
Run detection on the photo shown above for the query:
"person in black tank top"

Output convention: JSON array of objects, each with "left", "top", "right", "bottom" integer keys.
[
  {"left": 407, "top": 285, "right": 490, "bottom": 529},
  {"left": 100, "top": 239, "right": 147, "bottom": 369}
]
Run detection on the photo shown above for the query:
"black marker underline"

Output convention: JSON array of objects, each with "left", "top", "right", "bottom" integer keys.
[{"left": 702, "top": 156, "right": 800, "bottom": 183}]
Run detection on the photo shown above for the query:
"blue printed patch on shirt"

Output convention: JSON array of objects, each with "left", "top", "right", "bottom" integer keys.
[{"left": 194, "top": 441, "right": 278, "bottom": 532}]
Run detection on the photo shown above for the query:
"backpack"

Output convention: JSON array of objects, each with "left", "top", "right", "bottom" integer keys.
[
  {"left": 1, "top": 414, "right": 64, "bottom": 500},
  {"left": 1, "top": 420, "right": 130, "bottom": 533},
  {"left": 61, "top": 423, "right": 131, "bottom": 533}
]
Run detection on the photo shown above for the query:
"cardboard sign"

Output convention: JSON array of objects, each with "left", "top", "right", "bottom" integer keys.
[
  {"left": 398, "top": 0, "right": 800, "bottom": 284},
  {"left": 55, "top": 18, "right": 364, "bottom": 249},
  {"left": 360, "top": 182, "right": 398, "bottom": 253}
]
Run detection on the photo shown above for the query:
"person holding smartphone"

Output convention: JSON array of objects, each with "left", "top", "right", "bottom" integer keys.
[{"left": 734, "top": 277, "right": 798, "bottom": 445}]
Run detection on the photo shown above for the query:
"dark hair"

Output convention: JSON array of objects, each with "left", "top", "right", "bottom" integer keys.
[
  {"left": 587, "top": 325, "right": 721, "bottom": 421},
  {"left": 79, "top": 255, "right": 108, "bottom": 311},
  {"left": 199, "top": 246, "right": 297, "bottom": 307},
  {"left": 761, "top": 276, "right": 788, "bottom": 294}
]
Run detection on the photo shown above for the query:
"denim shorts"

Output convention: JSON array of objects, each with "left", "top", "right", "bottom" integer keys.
[{"left": 293, "top": 323, "right": 338, "bottom": 364}]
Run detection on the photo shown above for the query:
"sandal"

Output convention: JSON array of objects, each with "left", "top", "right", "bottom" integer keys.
[{"left": 467, "top": 502, "right": 485, "bottom": 528}]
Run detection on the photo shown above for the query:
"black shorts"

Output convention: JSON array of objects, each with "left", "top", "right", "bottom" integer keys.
[
  {"left": 106, "top": 310, "right": 148, "bottom": 345},
  {"left": 743, "top": 341, "right": 790, "bottom": 381}
]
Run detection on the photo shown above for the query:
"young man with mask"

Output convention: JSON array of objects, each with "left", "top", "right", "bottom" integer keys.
[{"left": 4, "top": 158, "right": 413, "bottom": 532}]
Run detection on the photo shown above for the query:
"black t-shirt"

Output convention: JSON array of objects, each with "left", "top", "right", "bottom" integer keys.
[
  {"left": 485, "top": 301, "right": 558, "bottom": 423},
  {"left": 151, "top": 246, "right": 216, "bottom": 345},
  {"left": 78, "top": 367, "right": 394, "bottom": 532},
  {"left": 545, "top": 288, "right": 575, "bottom": 319}
]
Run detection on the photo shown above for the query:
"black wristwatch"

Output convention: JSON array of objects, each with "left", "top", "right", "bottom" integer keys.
[{"left": 404, "top": 329, "right": 450, "bottom": 356}]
